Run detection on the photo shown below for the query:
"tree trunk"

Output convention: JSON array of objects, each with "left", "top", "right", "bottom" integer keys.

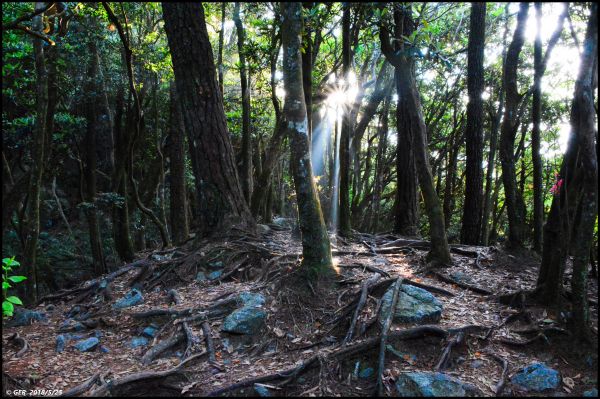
[
  {"left": 23, "top": 2, "right": 49, "bottom": 303},
  {"left": 167, "top": 83, "right": 190, "bottom": 245},
  {"left": 381, "top": 6, "right": 451, "bottom": 265},
  {"left": 234, "top": 2, "right": 253, "bottom": 203},
  {"left": 537, "top": 4, "right": 597, "bottom": 332},
  {"left": 111, "top": 83, "right": 135, "bottom": 263},
  {"left": 531, "top": 2, "right": 568, "bottom": 253},
  {"left": 83, "top": 40, "right": 107, "bottom": 276},
  {"left": 460, "top": 2, "right": 486, "bottom": 245},
  {"left": 338, "top": 3, "right": 352, "bottom": 237},
  {"left": 499, "top": 2, "right": 529, "bottom": 249},
  {"left": 218, "top": 2, "right": 226, "bottom": 98},
  {"left": 163, "top": 2, "right": 253, "bottom": 237},
  {"left": 369, "top": 95, "right": 391, "bottom": 233},
  {"left": 281, "top": 2, "right": 333, "bottom": 277}
]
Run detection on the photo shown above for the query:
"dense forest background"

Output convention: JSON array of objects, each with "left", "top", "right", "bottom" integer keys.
[{"left": 1, "top": 2, "right": 598, "bottom": 397}]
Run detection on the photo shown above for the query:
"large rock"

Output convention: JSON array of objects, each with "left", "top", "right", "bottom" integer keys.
[
  {"left": 511, "top": 362, "right": 561, "bottom": 392},
  {"left": 379, "top": 284, "right": 443, "bottom": 325},
  {"left": 238, "top": 292, "right": 266, "bottom": 308},
  {"left": 395, "top": 372, "right": 481, "bottom": 397},
  {"left": 113, "top": 288, "right": 144, "bottom": 309},
  {"left": 6, "top": 308, "right": 47, "bottom": 327},
  {"left": 222, "top": 307, "right": 267, "bottom": 334},
  {"left": 130, "top": 336, "right": 149, "bottom": 348},
  {"left": 73, "top": 337, "right": 99, "bottom": 352}
]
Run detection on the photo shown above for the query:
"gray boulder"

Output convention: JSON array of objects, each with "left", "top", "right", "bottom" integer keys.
[
  {"left": 395, "top": 372, "right": 481, "bottom": 397},
  {"left": 379, "top": 284, "right": 443, "bottom": 325},
  {"left": 113, "top": 288, "right": 144, "bottom": 309},
  {"left": 511, "top": 362, "right": 561, "bottom": 392},
  {"left": 222, "top": 307, "right": 267, "bottom": 334},
  {"left": 73, "top": 337, "right": 99, "bottom": 352},
  {"left": 130, "top": 336, "right": 149, "bottom": 348},
  {"left": 238, "top": 292, "right": 266, "bottom": 308},
  {"left": 583, "top": 388, "right": 598, "bottom": 397},
  {"left": 6, "top": 308, "right": 47, "bottom": 327}
]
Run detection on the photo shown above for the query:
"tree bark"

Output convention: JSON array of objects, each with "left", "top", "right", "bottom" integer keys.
[
  {"left": 218, "top": 3, "right": 226, "bottom": 98},
  {"left": 380, "top": 6, "right": 451, "bottom": 265},
  {"left": 460, "top": 2, "right": 486, "bottom": 245},
  {"left": 83, "top": 40, "right": 107, "bottom": 276},
  {"left": 163, "top": 2, "right": 253, "bottom": 237},
  {"left": 23, "top": 1, "right": 49, "bottom": 303},
  {"left": 499, "top": 2, "right": 529, "bottom": 249},
  {"left": 281, "top": 2, "right": 333, "bottom": 277},
  {"left": 339, "top": 3, "right": 352, "bottom": 237},
  {"left": 234, "top": 2, "right": 253, "bottom": 203},
  {"left": 167, "top": 83, "right": 190, "bottom": 245},
  {"left": 531, "top": 3, "right": 568, "bottom": 253},
  {"left": 537, "top": 4, "right": 597, "bottom": 329}
]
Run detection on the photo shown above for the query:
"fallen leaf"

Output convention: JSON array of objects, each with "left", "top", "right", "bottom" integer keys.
[{"left": 563, "top": 377, "right": 575, "bottom": 389}]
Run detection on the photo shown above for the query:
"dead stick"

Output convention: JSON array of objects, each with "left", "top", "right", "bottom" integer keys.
[
  {"left": 435, "top": 331, "right": 464, "bottom": 371},
  {"left": 377, "top": 277, "right": 403, "bottom": 396},
  {"left": 485, "top": 352, "right": 508, "bottom": 395},
  {"left": 201, "top": 321, "right": 216, "bottom": 363},
  {"left": 343, "top": 274, "right": 381, "bottom": 345}
]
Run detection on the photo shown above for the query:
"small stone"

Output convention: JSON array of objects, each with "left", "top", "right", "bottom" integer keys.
[
  {"left": 195, "top": 272, "right": 207, "bottom": 282},
  {"left": 207, "top": 271, "right": 223, "bottom": 280},
  {"left": 471, "top": 359, "right": 484, "bottom": 368},
  {"left": 207, "top": 261, "right": 224, "bottom": 269},
  {"left": 359, "top": 367, "right": 375, "bottom": 378},
  {"left": 74, "top": 337, "right": 99, "bottom": 352},
  {"left": 130, "top": 336, "right": 149, "bottom": 348},
  {"left": 223, "top": 359, "right": 231, "bottom": 365},
  {"left": 56, "top": 335, "right": 67, "bottom": 353},
  {"left": 99, "top": 345, "right": 110, "bottom": 353},
  {"left": 511, "top": 362, "right": 561, "bottom": 392},
  {"left": 450, "top": 271, "right": 475, "bottom": 285},
  {"left": 254, "top": 384, "right": 271, "bottom": 397},
  {"left": 46, "top": 304, "right": 55, "bottom": 312},
  {"left": 113, "top": 288, "right": 144, "bottom": 309},
  {"left": 256, "top": 224, "right": 271, "bottom": 234},
  {"left": 583, "top": 388, "right": 598, "bottom": 397},
  {"left": 93, "top": 330, "right": 103, "bottom": 338},
  {"left": 142, "top": 326, "right": 158, "bottom": 338}
]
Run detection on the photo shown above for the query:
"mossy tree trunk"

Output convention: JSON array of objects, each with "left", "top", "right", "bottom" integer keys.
[{"left": 281, "top": 2, "right": 333, "bottom": 278}]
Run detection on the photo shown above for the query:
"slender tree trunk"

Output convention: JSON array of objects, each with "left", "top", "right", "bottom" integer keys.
[
  {"left": 111, "top": 83, "right": 135, "bottom": 262},
  {"left": 302, "top": 2, "right": 314, "bottom": 140},
  {"left": 369, "top": 95, "right": 391, "bottom": 233},
  {"left": 381, "top": 6, "right": 451, "bottom": 265},
  {"left": 163, "top": 2, "right": 254, "bottom": 236},
  {"left": 281, "top": 2, "right": 333, "bottom": 277},
  {"left": 499, "top": 2, "right": 529, "bottom": 249},
  {"left": 167, "top": 83, "right": 189, "bottom": 245},
  {"left": 218, "top": 2, "right": 226, "bottom": 98},
  {"left": 338, "top": 3, "right": 352, "bottom": 237},
  {"left": 83, "top": 41, "right": 107, "bottom": 276},
  {"left": 460, "top": 2, "right": 486, "bottom": 245},
  {"left": 23, "top": 2, "right": 49, "bottom": 302},
  {"left": 234, "top": 2, "right": 253, "bottom": 203},
  {"left": 531, "top": 3, "right": 568, "bottom": 253}
]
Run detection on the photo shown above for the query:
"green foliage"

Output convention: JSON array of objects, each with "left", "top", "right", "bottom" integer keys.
[{"left": 2, "top": 256, "right": 26, "bottom": 317}]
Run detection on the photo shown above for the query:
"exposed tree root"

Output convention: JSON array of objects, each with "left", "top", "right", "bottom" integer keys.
[
  {"left": 61, "top": 372, "right": 101, "bottom": 397},
  {"left": 428, "top": 270, "right": 493, "bottom": 295},
  {"left": 484, "top": 352, "right": 508, "bottom": 395},
  {"left": 141, "top": 332, "right": 185, "bottom": 365},
  {"left": 376, "top": 277, "right": 402, "bottom": 396},
  {"left": 201, "top": 321, "right": 216, "bottom": 363},
  {"left": 89, "top": 351, "right": 206, "bottom": 396},
  {"left": 338, "top": 263, "right": 390, "bottom": 278},
  {"left": 7, "top": 333, "right": 29, "bottom": 358},
  {"left": 203, "top": 324, "right": 484, "bottom": 396},
  {"left": 342, "top": 274, "right": 381, "bottom": 345},
  {"left": 435, "top": 331, "right": 465, "bottom": 370}
]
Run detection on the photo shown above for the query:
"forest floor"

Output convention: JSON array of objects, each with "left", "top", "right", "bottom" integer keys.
[{"left": 2, "top": 224, "right": 598, "bottom": 397}]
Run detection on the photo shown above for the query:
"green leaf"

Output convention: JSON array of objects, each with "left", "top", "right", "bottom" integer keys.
[
  {"left": 8, "top": 275, "right": 27, "bottom": 283},
  {"left": 3, "top": 300, "right": 14, "bottom": 315},
  {"left": 6, "top": 296, "right": 23, "bottom": 305},
  {"left": 2, "top": 282, "right": 11, "bottom": 290}
]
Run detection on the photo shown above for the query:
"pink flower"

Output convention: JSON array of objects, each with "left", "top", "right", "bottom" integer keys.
[{"left": 550, "top": 178, "right": 564, "bottom": 195}]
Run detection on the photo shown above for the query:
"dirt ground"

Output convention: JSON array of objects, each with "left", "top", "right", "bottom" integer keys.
[{"left": 2, "top": 228, "right": 598, "bottom": 397}]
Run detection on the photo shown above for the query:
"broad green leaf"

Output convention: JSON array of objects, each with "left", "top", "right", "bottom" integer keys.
[
  {"left": 3, "top": 300, "right": 14, "bottom": 315},
  {"left": 8, "top": 276, "right": 27, "bottom": 283},
  {"left": 6, "top": 296, "right": 23, "bottom": 305}
]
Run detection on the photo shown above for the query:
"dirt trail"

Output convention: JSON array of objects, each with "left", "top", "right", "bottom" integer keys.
[{"left": 2, "top": 228, "right": 598, "bottom": 396}]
